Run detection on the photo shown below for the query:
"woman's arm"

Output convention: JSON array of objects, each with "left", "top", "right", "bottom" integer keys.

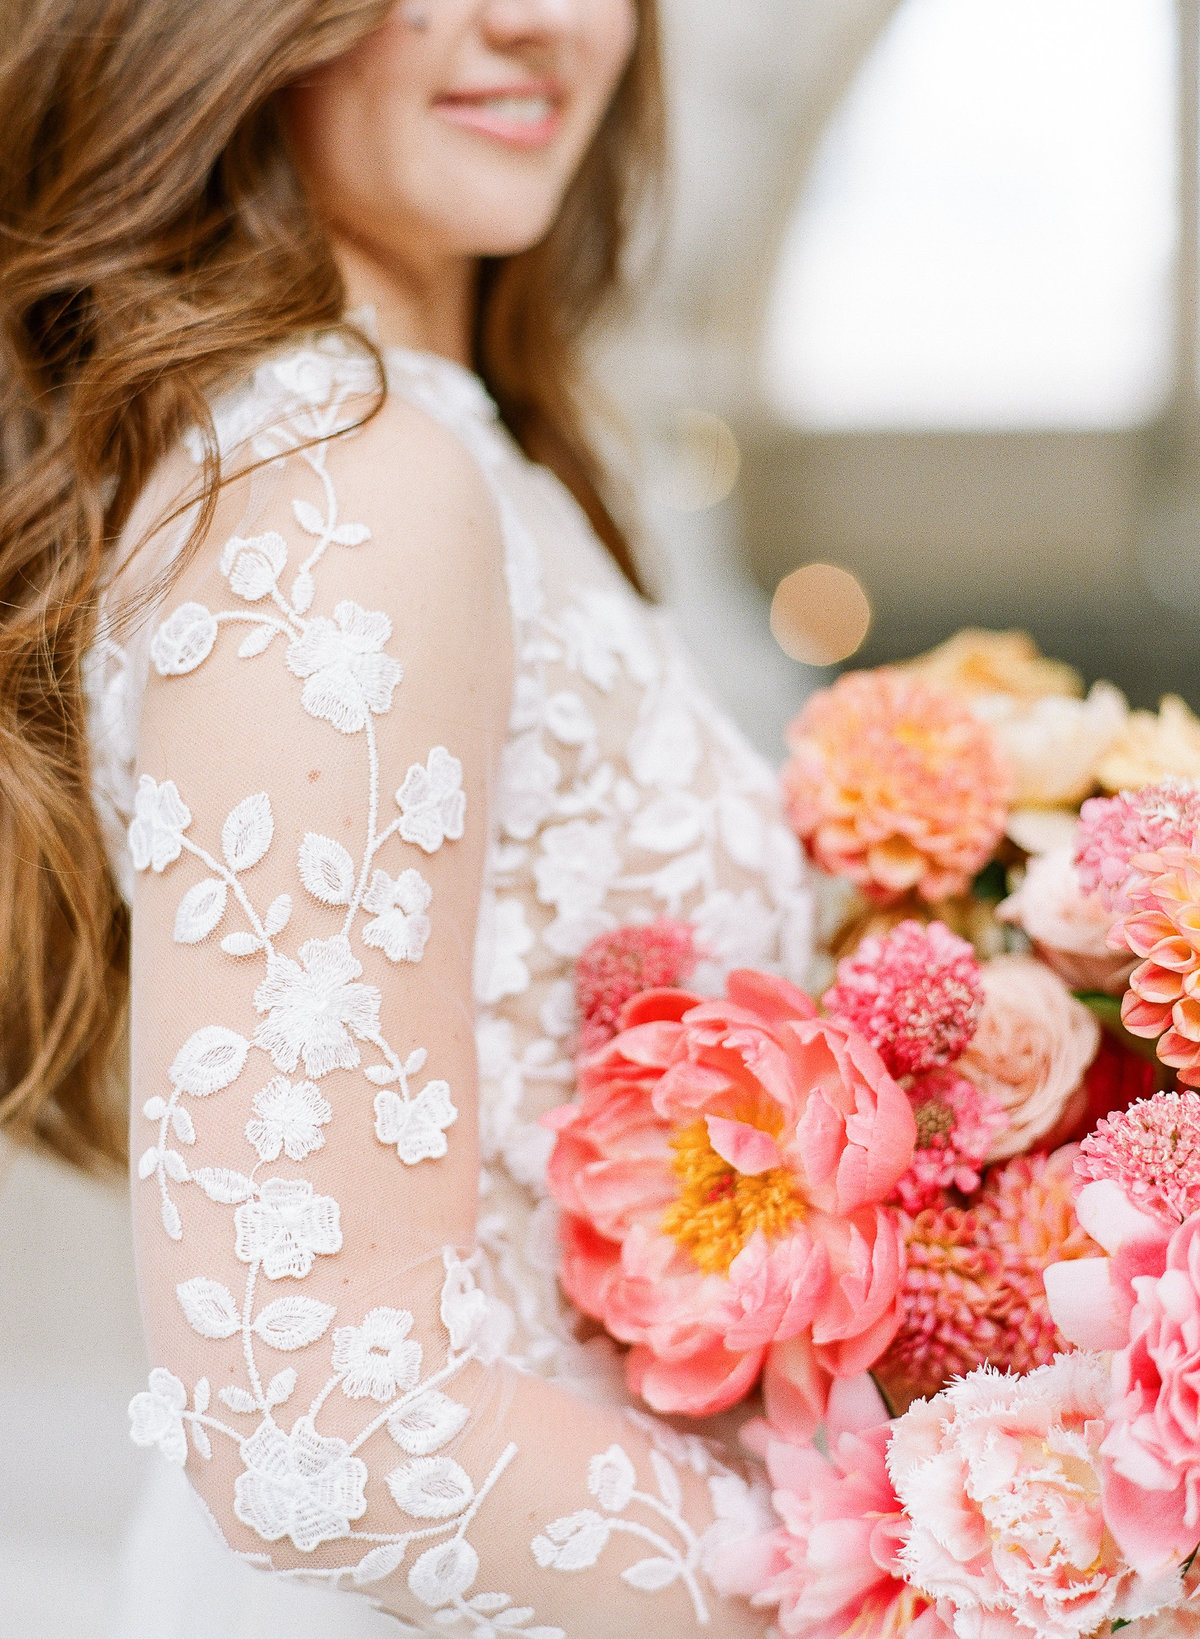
[{"left": 126, "top": 385, "right": 769, "bottom": 1637}]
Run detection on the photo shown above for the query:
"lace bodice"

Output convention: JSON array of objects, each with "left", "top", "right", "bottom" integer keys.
[{"left": 87, "top": 326, "right": 813, "bottom": 1636}]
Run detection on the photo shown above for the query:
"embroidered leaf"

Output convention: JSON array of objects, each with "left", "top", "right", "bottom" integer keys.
[
  {"left": 352, "top": 1543, "right": 407, "bottom": 1585},
  {"left": 386, "top": 1456, "right": 474, "bottom": 1519},
  {"left": 237, "top": 624, "right": 277, "bottom": 660},
  {"left": 717, "top": 792, "right": 765, "bottom": 870},
  {"left": 220, "top": 931, "right": 262, "bottom": 957},
  {"left": 142, "top": 1096, "right": 167, "bottom": 1121},
  {"left": 169, "top": 1025, "right": 249, "bottom": 1095},
  {"left": 137, "top": 1146, "right": 158, "bottom": 1180},
  {"left": 177, "top": 1278, "right": 240, "bottom": 1340},
  {"left": 531, "top": 1512, "right": 610, "bottom": 1572},
  {"left": 588, "top": 1445, "right": 636, "bottom": 1513},
  {"left": 650, "top": 1449, "right": 682, "bottom": 1514},
  {"left": 364, "top": 1064, "right": 400, "bottom": 1086},
  {"left": 222, "top": 792, "right": 273, "bottom": 872},
  {"left": 468, "top": 1595, "right": 511, "bottom": 1615},
  {"left": 387, "top": 1391, "right": 470, "bottom": 1456},
  {"left": 252, "top": 1295, "right": 337, "bottom": 1351},
  {"left": 171, "top": 1106, "right": 196, "bottom": 1145},
  {"left": 408, "top": 1539, "right": 479, "bottom": 1608},
  {"left": 493, "top": 1609, "right": 536, "bottom": 1628},
  {"left": 263, "top": 893, "right": 292, "bottom": 937},
  {"left": 298, "top": 833, "right": 355, "bottom": 905},
  {"left": 161, "top": 1148, "right": 189, "bottom": 1182},
  {"left": 621, "top": 1558, "right": 680, "bottom": 1593},
  {"left": 290, "top": 570, "right": 315, "bottom": 614},
  {"left": 151, "top": 602, "right": 218, "bottom": 676},
  {"left": 266, "top": 1368, "right": 297, "bottom": 1406},
  {"left": 331, "top": 521, "right": 370, "bottom": 546},
  {"left": 191, "top": 1167, "right": 255, "bottom": 1204},
  {"left": 192, "top": 1378, "right": 210, "bottom": 1414},
  {"left": 404, "top": 1048, "right": 428, "bottom": 1076},
  {"left": 292, "top": 497, "right": 325, "bottom": 537},
  {"left": 174, "top": 878, "right": 227, "bottom": 943},
  {"left": 190, "top": 1422, "right": 213, "bottom": 1461},
  {"left": 218, "top": 1385, "right": 258, "bottom": 1414},
  {"left": 161, "top": 1196, "right": 182, "bottom": 1239}
]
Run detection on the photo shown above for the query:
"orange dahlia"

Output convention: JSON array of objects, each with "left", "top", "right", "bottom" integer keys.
[
  {"left": 782, "top": 669, "right": 1009, "bottom": 903},
  {"left": 1116, "top": 847, "right": 1200, "bottom": 1086}
]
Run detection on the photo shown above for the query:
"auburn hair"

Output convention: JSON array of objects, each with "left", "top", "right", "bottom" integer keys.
[{"left": 0, "top": 0, "right": 664, "bottom": 1170}]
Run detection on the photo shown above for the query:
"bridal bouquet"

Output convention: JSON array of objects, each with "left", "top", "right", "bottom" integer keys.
[{"left": 542, "top": 632, "right": 1200, "bottom": 1639}]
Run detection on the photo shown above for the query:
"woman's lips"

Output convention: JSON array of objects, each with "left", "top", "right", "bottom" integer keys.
[{"left": 433, "top": 88, "right": 563, "bottom": 150}]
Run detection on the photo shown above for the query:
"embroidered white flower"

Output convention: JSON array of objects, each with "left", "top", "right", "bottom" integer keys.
[
  {"left": 440, "top": 1254, "right": 514, "bottom": 1364},
  {"left": 691, "top": 887, "right": 778, "bottom": 970},
  {"left": 628, "top": 705, "right": 702, "bottom": 791},
  {"left": 395, "top": 746, "right": 466, "bottom": 852},
  {"left": 219, "top": 531, "right": 288, "bottom": 602},
  {"left": 150, "top": 602, "right": 218, "bottom": 676},
  {"left": 498, "top": 731, "right": 561, "bottom": 842},
  {"left": 245, "top": 1077, "right": 332, "bottom": 1163},
  {"left": 234, "top": 1416, "right": 367, "bottom": 1552},
  {"left": 473, "top": 894, "right": 535, "bottom": 1006},
  {"left": 253, "top": 934, "right": 381, "bottom": 1078},
  {"left": 128, "top": 1368, "right": 189, "bottom": 1465},
  {"left": 374, "top": 1080, "right": 458, "bottom": 1165},
  {"left": 286, "top": 601, "right": 402, "bottom": 734},
  {"left": 533, "top": 820, "right": 620, "bottom": 915},
  {"left": 331, "top": 1307, "right": 422, "bottom": 1401},
  {"left": 361, "top": 867, "right": 432, "bottom": 963},
  {"left": 234, "top": 1178, "right": 342, "bottom": 1280},
  {"left": 128, "top": 775, "right": 192, "bottom": 873}
]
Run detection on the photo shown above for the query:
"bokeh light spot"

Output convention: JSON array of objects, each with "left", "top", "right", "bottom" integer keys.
[{"left": 770, "top": 563, "right": 872, "bottom": 666}]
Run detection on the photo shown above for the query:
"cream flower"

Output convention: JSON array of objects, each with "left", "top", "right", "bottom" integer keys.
[
  {"left": 331, "top": 1307, "right": 422, "bottom": 1401},
  {"left": 956, "top": 954, "right": 1100, "bottom": 1161},
  {"left": 998, "top": 844, "right": 1133, "bottom": 995},
  {"left": 361, "top": 867, "right": 432, "bottom": 963},
  {"left": 128, "top": 1368, "right": 189, "bottom": 1465},
  {"left": 253, "top": 934, "right": 381, "bottom": 1078},
  {"left": 286, "top": 600, "right": 402, "bottom": 734},
  {"left": 245, "top": 1076, "right": 332, "bottom": 1163},
  {"left": 128, "top": 775, "right": 192, "bottom": 873},
  {"left": 234, "top": 1178, "right": 342, "bottom": 1280},
  {"left": 395, "top": 745, "right": 466, "bottom": 853},
  {"left": 1097, "top": 695, "right": 1200, "bottom": 792},
  {"left": 234, "top": 1416, "right": 367, "bottom": 1552},
  {"left": 904, "top": 628, "right": 1083, "bottom": 704},
  {"left": 972, "top": 681, "right": 1128, "bottom": 807}
]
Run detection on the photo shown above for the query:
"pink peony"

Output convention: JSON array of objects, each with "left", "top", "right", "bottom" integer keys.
[
  {"left": 708, "top": 1374, "right": 952, "bottom": 1639},
  {"left": 955, "top": 954, "right": 1100, "bottom": 1161},
  {"left": 782, "top": 669, "right": 1010, "bottom": 904},
  {"left": 544, "top": 970, "right": 916, "bottom": 1418},
  {"left": 891, "top": 1068, "right": 1007, "bottom": 1213},
  {"left": 888, "top": 1355, "right": 1175, "bottom": 1639},
  {"left": 998, "top": 844, "right": 1134, "bottom": 996},
  {"left": 1114, "top": 848, "right": 1200, "bottom": 1087},
  {"left": 823, "top": 920, "right": 983, "bottom": 1079},
  {"left": 574, "top": 919, "right": 699, "bottom": 1053},
  {"left": 1076, "top": 779, "right": 1200, "bottom": 914}
]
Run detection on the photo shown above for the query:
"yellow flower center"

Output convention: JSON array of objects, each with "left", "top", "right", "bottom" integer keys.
[{"left": 661, "top": 1119, "right": 806, "bottom": 1275}]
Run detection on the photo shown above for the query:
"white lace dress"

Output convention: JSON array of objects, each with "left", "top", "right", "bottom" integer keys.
[{"left": 86, "top": 329, "right": 814, "bottom": 1638}]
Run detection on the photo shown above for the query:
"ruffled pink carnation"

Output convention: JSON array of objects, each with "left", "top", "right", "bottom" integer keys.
[
  {"left": 783, "top": 669, "right": 1010, "bottom": 904},
  {"left": 891, "top": 1068, "right": 1007, "bottom": 1213},
  {"left": 823, "top": 920, "right": 983, "bottom": 1079},
  {"left": 575, "top": 919, "right": 699, "bottom": 1053},
  {"left": 1114, "top": 848, "right": 1200, "bottom": 1087},
  {"left": 1077, "top": 779, "right": 1200, "bottom": 913},
  {"left": 544, "top": 970, "right": 916, "bottom": 1418},
  {"left": 889, "top": 1356, "right": 1172, "bottom": 1639},
  {"left": 1077, "top": 1090, "right": 1200, "bottom": 1227},
  {"left": 708, "top": 1376, "right": 952, "bottom": 1639}
]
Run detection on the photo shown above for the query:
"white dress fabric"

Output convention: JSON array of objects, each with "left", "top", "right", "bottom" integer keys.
[{"left": 86, "top": 327, "right": 814, "bottom": 1637}]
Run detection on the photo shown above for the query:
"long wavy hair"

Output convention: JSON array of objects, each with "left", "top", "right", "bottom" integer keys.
[{"left": 0, "top": 0, "right": 664, "bottom": 1170}]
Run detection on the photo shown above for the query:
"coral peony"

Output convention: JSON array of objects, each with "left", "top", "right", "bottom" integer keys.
[
  {"left": 1113, "top": 848, "right": 1200, "bottom": 1086},
  {"left": 891, "top": 1069, "right": 1006, "bottom": 1213},
  {"left": 889, "top": 1356, "right": 1176, "bottom": 1639},
  {"left": 574, "top": 919, "right": 699, "bottom": 1053},
  {"left": 971, "top": 681, "right": 1128, "bottom": 808},
  {"left": 822, "top": 919, "right": 982, "bottom": 1079},
  {"left": 998, "top": 844, "right": 1133, "bottom": 996},
  {"left": 708, "top": 1374, "right": 952, "bottom": 1639},
  {"left": 1097, "top": 696, "right": 1200, "bottom": 793},
  {"left": 956, "top": 954, "right": 1100, "bottom": 1161},
  {"left": 544, "top": 970, "right": 915, "bottom": 1417},
  {"left": 782, "top": 669, "right": 1009, "bottom": 904},
  {"left": 903, "top": 628, "right": 1083, "bottom": 706}
]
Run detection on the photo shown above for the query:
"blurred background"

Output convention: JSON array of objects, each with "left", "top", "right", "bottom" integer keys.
[{"left": 5, "top": 0, "right": 1199, "bottom": 1631}]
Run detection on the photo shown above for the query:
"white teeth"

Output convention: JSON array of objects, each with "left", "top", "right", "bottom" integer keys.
[{"left": 478, "top": 96, "right": 552, "bottom": 124}]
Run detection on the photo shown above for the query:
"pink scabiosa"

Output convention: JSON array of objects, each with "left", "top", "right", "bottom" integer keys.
[
  {"left": 891, "top": 1068, "right": 1007, "bottom": 1214},
  {"left": 1076, "top": 1090, "right": 1200, "bottom": 1228},
  {"left": 1076, "top": 779, "right": 1200, "bottom": 913},
  {"left": 1114, "top": 848, "right": 1200, "bottom": 1087},
  {"left": 822, "top": 920, "right": 983, "bottom": 1079},
  {"left": 574, "top": 919, "right": 699, "bottom": 1053},
  {"left": 782, "top": 669, "right": 1010, "bottom": 903},
  {"left": 545, "top": 970, "right": 916, "bottom": 1418}
]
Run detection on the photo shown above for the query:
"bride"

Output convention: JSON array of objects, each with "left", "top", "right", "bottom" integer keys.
[{"left": 0, "top": 1, "right": 814, "bottom": 1633}]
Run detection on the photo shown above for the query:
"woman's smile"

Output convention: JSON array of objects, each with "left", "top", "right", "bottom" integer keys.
[{"left": 432, "top": 80, "right": 564, "bottom": 150}]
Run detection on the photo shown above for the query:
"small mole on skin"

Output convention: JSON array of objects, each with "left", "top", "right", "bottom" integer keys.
[{"left": 307, "top": 769, "right": 320, "bottom": 782}]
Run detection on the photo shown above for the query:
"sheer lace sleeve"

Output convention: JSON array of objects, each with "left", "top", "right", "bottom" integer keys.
[{"left": 124, "top": 360, "right": 770, "bottom": 1637}]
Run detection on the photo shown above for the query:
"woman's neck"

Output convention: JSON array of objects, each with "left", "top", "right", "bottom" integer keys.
[{"left": 331, "top": 232, "right": 479, "bottom": 366}]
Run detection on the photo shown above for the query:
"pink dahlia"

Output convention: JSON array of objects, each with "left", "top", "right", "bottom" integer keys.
[
  {"left": 708, "top": 1375, "right": 951, "bottom": 1639},
  {"left": 822, "top": 920, "right": 982, "bottom": 1078},
  {"left": 1115, "top": 848, "right": 1200, "bottom": 1086},
  {"left": 545, "top": 970, "right": 916, "bottom": 1417},
  {"left": 891, "top": 1068, "right": 1007, "bottom": 1214},
  {"left": 890, "top": 1356, "right": 1173, "bottom": 1639},
  {"left": 782, "top": 669, "right": 1010, "bottom": 904},
  {"left": 574, "top": 919, "right": 699, "bottom": 1053},
  {"left": 1077, "top": 1090, "right": 1200, "bottom": 1228},
  {"left": 1076, "top": 779, "right": 1200, "bottom": 914}
]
